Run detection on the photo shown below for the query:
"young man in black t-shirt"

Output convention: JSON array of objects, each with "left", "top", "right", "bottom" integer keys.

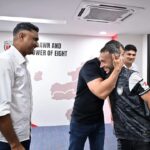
[
  {"left": 68, "top": 41, "right": 123, "bottom": 150},
  {"left": 100, "top": 43, "right": 150, "bottom": 150}
]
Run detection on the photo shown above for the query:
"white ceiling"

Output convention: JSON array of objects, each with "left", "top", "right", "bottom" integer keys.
[{"left": 0, "top": 0, "right": 150, "bottom": 36}]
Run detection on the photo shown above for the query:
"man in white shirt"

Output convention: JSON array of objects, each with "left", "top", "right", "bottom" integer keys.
[
  {"left": 123, "top": 44, "right": 138, "bottom": 71},
  {"left": 0, "top": 22, "right": 39, "bottom": 150}
]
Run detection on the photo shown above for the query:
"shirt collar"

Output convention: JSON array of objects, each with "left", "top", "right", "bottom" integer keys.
[
  {"left": 123, "top": 64, "right": 132, "bottom": 69},
  {"left": 11, "top": 45, "right": 27, "bottom": 65}
]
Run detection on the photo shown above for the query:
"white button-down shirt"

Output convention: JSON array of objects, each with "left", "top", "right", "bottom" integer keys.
[
  {"left": 0, "top": 46, "right": 32, "bottom": 142},
  {"left": 124, "top": 63, "right": 139, "bottom": 72}
]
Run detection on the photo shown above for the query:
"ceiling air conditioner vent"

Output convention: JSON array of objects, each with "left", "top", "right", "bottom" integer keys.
[{"left": 75, "top": 1, "right": 144, "bottom": 23}]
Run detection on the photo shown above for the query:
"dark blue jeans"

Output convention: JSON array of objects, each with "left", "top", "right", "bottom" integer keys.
[
  {"left": 69, "top": 120, "right": 105, "bottom": 150},
  {"left": 117, "top": 139, "right": 150, "bottom": 150},
  {"left": 0, "top": 139, "right": 30, "bottom": 150}
]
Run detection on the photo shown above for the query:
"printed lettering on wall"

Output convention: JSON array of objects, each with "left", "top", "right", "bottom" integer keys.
[
  {"left": 34, "top": 42, "right": 68, "bottom": 56},
  {"left": 3, "top": 41, "right": 68, "bottom": 56}
]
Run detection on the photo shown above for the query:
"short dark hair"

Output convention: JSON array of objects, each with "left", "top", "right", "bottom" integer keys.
[
  {"left": 13, "top": 22, "right": 39, "bottom": 36},
  {"left": 105, "top": 40, "right": 125, "bottom": 50},
  {"left": 125, "top": 44, "right": 137, "bottom": 52},
  {"left": 100, "top": 40, "right": 124, "bottom": 54},
  {"left": 101, "top": 43, "right": 120, "bottom": 54}
]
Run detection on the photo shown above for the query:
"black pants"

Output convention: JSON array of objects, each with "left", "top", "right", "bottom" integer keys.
[
  {"left": 0, "top": 139, "right": 30, "bottom": 150},
  {"left": 117, "top": 139, "right": 150, "bottom": 150}
]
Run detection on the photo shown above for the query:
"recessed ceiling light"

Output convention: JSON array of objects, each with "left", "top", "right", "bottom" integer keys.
[
  {"left": 0, "top": 16, "right": 67, "bottom": 24},
  {"left": 99, "top": 31, "right": 107, "bottom": 35}
]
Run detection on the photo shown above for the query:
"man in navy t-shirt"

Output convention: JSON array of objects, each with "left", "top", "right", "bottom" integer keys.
[{"left": 68, "top": 40, "right": 123, "bottom": 150}]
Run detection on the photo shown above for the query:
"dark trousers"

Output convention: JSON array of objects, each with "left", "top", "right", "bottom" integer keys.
[
  {"left": 117, "top": 139, "right": 150, "bottom": 150},
  {"left": 68, "top": 120, "right": 105, "bottom": 150},
  {"left": 0, "top": 139, "right": 30, "bottom": 150}
]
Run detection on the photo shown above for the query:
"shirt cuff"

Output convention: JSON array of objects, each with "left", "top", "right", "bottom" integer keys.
[{"left": 0, "top": 103, "right": 10, "bottom": 116}]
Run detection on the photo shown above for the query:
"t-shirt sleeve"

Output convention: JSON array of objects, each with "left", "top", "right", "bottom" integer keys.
[
  {"left": 81, "top": 61, "right": 105, "bottom": 83},
  {"left": 129, "top": 72, "right": 150, "bottom": 96}
]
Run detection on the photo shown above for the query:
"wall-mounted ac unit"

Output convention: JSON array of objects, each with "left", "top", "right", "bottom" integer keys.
[{"left": 75, "top": 1, "right": 144, "bottom": 23}]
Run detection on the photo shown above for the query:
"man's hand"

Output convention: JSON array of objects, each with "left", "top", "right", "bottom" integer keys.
[
  {"left": 0, "top": 115, "right": 25, "bottom": 150},
  {"left": 112, "top": 54, "right": 123, "bottom": 73},
  {"left": 11, "top": 143, "right": 25, "bottom": 150}
]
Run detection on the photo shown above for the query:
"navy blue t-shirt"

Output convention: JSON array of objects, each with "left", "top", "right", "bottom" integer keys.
[{"left": 71, "top": 58, "right": 106, "bottom": 123}]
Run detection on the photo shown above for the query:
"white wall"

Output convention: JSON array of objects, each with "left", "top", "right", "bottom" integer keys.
[
  {"left": 0, "top": 32, "right": 111, "bottom": 126},
  {"left": 0, "top": 32, "right": 148, "bottom": 126},
  {"left": 30, "top": 34, "right": 110, "bottom": 126},
  {"left": 142, "top": 35, "right": 147, "bottom": 81}
]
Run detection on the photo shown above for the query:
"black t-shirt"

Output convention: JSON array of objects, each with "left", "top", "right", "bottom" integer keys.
[
  {"left": 71, "top": 58, "right": 106, "bottom": 123},
  {"left": 110, "top": 68, "right": 150, "bottom": 141}
]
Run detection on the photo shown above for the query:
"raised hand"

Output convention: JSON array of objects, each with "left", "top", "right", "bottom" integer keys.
[{"left": 112, "top": 54, "right": 123, "bottom": 73}]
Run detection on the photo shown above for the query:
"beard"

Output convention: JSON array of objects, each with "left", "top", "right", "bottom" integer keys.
[{"left": 104, "top": 66, "right": 114, "bottom": 74}]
